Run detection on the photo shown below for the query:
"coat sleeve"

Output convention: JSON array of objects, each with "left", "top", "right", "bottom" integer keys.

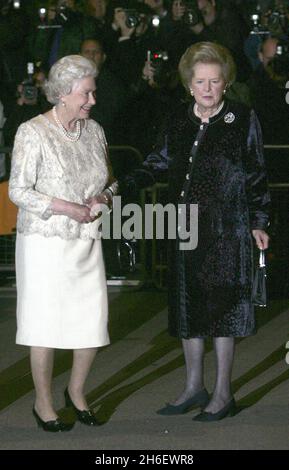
[
  {"left": 8, "top": 122, "right": 53, "bottom": 220},
  {"left": 120, "top": 125, "right": 170, "bottom": 194},
  {"left": 244, "top": 110, "right": 270, "bottom": 230},
  {"left": 142, "top": 134, "right": 170, "bottom": 177}
]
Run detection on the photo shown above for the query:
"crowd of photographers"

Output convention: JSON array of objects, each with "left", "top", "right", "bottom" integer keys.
[{"left": 0, "top": 0, "right": 289, "bottom": 161}]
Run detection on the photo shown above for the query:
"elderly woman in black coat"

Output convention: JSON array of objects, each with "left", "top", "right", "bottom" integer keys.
[{"left": 140, "top": 41, "right": 270, "bottom": 421}]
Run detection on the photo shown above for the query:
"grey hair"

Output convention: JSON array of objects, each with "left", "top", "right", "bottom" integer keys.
[
  {"left": 179, "top": 42, "right": 236, "bottom": 94},
  {"left": 44, "top": 55, "right": 97, "bottom": 104}
]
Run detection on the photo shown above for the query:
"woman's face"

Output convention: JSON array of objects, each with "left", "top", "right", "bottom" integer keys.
[
  {"left": 190, "top": 62, "right": 226, "bottom": 110},
  {"left": 61, "top": 75, "right": 96, "bottom": 119}
]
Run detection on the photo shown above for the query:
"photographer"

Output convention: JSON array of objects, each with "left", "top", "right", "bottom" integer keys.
[
  {"left": 156, "top": 1, "right": 200, "bottom": 66},
  {"left": 244, "top": 0, "right": 289, "bottom": 69},
  {"left": 29, "top": 0, "right": 97, "bottom": 69},
  {"left": 188, "top": 0, "right": 252, "bottom": 81},
  {"left": 83, "top": 0, "right": 111, "bottom": 42},
  {"left": 0, "top": 0, "right": 30, "bottom": 115},
  {"left": 126, "top": 49, "right": 185, "bottom": 156},
  {"left": 248, "top": 36, "right": 289, "bottom": 144},
  {"left": 80, "top": 38, "right": 126, "bottom": 143},
  {"left": 105, "top": 1, "right": 161, "bottom": 89},
  {"left": 3, "top": 65, "right": 50, "bottom": 146}
]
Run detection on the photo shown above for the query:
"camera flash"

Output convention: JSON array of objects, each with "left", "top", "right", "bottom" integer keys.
[
  {"left": 152, "top": 16, "right": 160, "bottom": 28},
  {"left": 276, "top": 45, "right": 283, "bottom": 56},
  {"left": 39, "top": 7, "right": 46, "bottom": 18},
  {"left": 27, "top": 63, "right": 34, "bottom": 75},
  {"left": 13, "top": 0, "right": 20, "bottom": 8}
]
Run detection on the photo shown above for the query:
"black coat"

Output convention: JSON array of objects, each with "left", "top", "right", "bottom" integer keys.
[{"left": 143, "top": 99, "right": 270, "bottom": 338}]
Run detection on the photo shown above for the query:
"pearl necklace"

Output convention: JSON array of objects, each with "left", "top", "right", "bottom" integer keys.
[
  {"left": 194, "top": 101, "right": 224, "bottom": 122},
  {"left": 52, "top": 106, "right": 81, "bottom": 142}
]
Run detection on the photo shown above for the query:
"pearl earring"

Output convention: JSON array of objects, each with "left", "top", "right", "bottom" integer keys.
[
  {"left": 223, "top": 88, "right": 227, "bottom": 95},
  {"left": 190, "top": 89, "right": 194, "bottom": 96},
  {"left": 61, "top": 101, "right": 66, "bottom": 107}
]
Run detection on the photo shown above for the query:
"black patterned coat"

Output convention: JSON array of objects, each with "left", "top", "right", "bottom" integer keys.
[{"left": 143, "top": 99, "right": 270, "bottom": 338}]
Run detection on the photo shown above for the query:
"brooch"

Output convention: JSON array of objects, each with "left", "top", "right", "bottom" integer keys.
[{"left": 224, "top": 112, "right": 235, "bottom": 124}]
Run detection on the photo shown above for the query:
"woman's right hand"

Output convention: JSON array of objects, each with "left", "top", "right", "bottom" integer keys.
[{"left": 51, "top": 198, "right": 95, "bottom": 224}]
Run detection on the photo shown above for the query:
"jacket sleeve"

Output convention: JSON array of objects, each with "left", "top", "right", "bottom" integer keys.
[
  {"left": 8, "top": 122, "right": 53, "bottom": 220},
  {"left": 244, "top": 110, "right": 270, "bottom": 230}
]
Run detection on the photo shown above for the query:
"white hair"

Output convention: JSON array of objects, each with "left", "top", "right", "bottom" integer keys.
[{"left": 44, "top": 55, "right": 97, "bottom": 104}]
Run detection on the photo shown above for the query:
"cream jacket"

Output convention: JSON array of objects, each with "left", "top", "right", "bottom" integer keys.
[{"left": 9, "top": 115, "right": 116, "bottom": 240}]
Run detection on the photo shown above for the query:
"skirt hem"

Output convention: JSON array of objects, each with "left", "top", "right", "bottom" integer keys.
[{"left": 16, "top": 339, "right": 110, "bottom": 349}]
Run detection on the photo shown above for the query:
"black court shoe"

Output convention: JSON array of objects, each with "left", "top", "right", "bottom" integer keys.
[
  {"left": 193, "top": 398, "right": 236, "bottom": 422},
  {"left": 64, "top": 387, "right": 99, "bottom": 426},
  {"left": 156, "top": 388, "right": 210, "bottom": 415},
  {"left": 32, "top": 408, "right": 74, "bottom": 432}
]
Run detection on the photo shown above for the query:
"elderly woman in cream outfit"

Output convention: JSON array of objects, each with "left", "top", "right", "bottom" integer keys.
[{"left": 9, "top": 55, "right": 117, "bottom": 432}]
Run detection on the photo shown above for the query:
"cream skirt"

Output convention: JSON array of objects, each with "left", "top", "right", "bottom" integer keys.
[{"left": 15, "top": 233, "right": 109, "bottom": 349}]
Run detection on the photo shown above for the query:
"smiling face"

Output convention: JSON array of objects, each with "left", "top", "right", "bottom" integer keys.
[
  {"left": 190, "top": 62, "right": 226, "bottom": 111},
  {"left": 61, "top": 75, "right": 96, "bottom": 120}
]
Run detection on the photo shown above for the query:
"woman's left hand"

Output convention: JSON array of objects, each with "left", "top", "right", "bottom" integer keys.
[{"left": 252, "top": 229, "right": 270, "bottom": 250}]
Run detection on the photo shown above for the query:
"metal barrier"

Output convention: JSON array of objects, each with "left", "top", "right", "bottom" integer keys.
[
  {"left": 0, "top": 145, "right": 289, "bottom": 292},
  {"left": 103, "top": 145, "right": 145, "bottom": 286},
  {"left": 141, "top": 181, "right": 289, "bottom": 292}
]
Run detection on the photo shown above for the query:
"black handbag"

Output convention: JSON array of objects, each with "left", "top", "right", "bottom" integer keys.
[{"left": 252, "top": 249, "right": 267, "bottom": 307}]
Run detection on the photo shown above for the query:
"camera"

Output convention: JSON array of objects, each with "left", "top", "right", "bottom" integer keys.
[
  {"left": 250, "top": 13, "right": 269, "bottom": 36},
  {"left": 123, "top": 9, "right": 141, "bottom": 28},
  {"left": 37, "top": 0, "right": 73, "bottom": 28},
  {"left": 250, "top": 3, "right": 289, "bottom": 36},
  {"left": 21, "top": 63, "right": 38, "bottom": 102},
  {"left": 151, "top": 50, "right": 169, "bottom": 66},
  {"left": 266, "top": 9, "right": 288, "bottom": 35},
  {"left": 149, "top": 50, "right": 171, "bottom": 87},
  {"left": 269, "top": 41, "right": 289, "bottom": 79},
  {"left": 180, "top": 0, "right": 202, "bottom": 27},
  {"left": 55, "top": 0, "right": 72, "bottom": 25}
]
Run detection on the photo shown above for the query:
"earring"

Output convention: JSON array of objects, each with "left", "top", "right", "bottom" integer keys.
[
  {"left": 223, "top": 88, "right": 227, "bottom": 95},
  {"left": 61, "top": 101, "right": 66, "bottom": 107},
  {"left": 190, "top": 89, "right": 194, "bottom": 96}
]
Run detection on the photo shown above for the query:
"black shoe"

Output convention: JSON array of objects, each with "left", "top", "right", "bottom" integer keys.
[
  {"left": 156, "top": 388, "right": 210, "bottom": 415},
  {"left": 32, "top": 408, "right": 74, "bottom": 432},
  {"left": 193, "top": 398, "right": 236, "bottom": 422},
  {"left": 64, "top": 388, "right": 99, "bottom": 426}
]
